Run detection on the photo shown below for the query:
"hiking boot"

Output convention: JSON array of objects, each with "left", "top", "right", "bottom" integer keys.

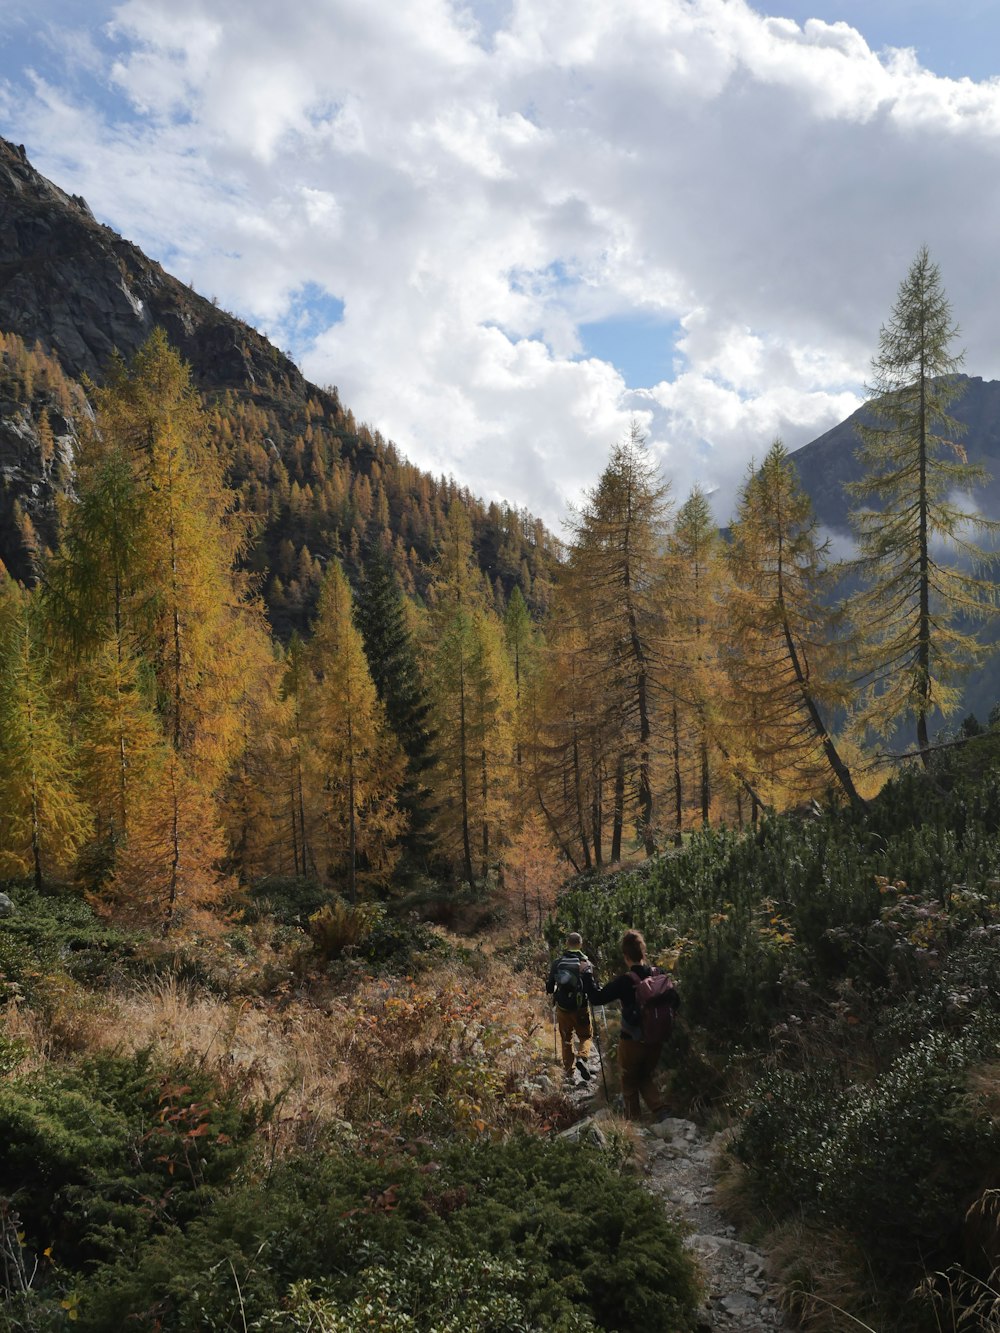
[{"left": 575, "top": 1058, "right": 592, "bottom": 1082}]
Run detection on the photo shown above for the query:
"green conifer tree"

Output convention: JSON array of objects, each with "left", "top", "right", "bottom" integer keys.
[
  {"left": 563, "top": 422, "right": 672, "bottom": 857},
  {"left": 355, "top": 540, "right": 437, "bottom": 869},
  {"left": 307, "top": 560, "right": 406, "bottom": 899}
]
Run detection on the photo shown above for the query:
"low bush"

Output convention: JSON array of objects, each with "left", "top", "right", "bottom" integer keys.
[
  {"left": 0, "top": 1048, "right": 258, "bottom": 1274},
  {"left": 77, "top": 1134, "right": 702, "bottom": 1332},
  {"left": 734, "top": 1021, "right": 1000, "bottom": 1305},
  {"left": 0, "top": 883, "right": 138, "bottom": 998},
  {"left": 240, "top": 876, "right": 330, "bottom": 927}
]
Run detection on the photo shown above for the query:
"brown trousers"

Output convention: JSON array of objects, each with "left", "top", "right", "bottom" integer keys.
[
  {"left": 556, "top": 1006, "right": 592, "bottom": 1072},
  {"left": 618, "top": 1035, "right": 664, "bottom": 1118}
]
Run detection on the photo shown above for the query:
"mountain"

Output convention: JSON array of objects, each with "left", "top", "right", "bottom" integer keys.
[
  {"left": 0, "top": 137, "right": 559, "bottom": 626},
  {"left": 788, "top": 375, "right": 1000, "bottom": 535}
]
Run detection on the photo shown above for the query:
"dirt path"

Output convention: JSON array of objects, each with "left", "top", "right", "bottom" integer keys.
[{"left": 537, "top": 1066, "right": 790, "bottom": 1331}]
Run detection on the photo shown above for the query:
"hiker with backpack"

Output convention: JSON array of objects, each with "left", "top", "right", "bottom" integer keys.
[
  {"left": 579, "top": 929, "right": 679, "bottom": 1119},
  {"left": 545, "top": 932, "right": 594, "bottom": 1083}
]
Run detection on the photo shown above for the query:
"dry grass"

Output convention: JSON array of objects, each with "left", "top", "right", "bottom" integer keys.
[
  {"left": 709, "top": 1141, "right": 886, "bottom": 1332},
  {"left": 0, "top": 948, "right": 570, "bottom": 1155},
  {"left": 916, "top": 1263, "right": 1000, "bottom": 1332},
  {"left": 764, "top": 1220, "right": 884, "bottom": 1332}
]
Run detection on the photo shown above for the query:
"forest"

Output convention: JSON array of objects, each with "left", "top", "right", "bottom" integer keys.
[{"left": 2, "top": 249, "right": 1000, "bottom": 1330}]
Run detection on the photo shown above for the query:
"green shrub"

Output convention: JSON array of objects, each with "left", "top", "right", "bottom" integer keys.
[
  {"left": 78, "top": 1134, "right": 701, "bottom": 1332},
  {"left": 308, "top": 899, "right": 384, "bottom": 959},
  {"left": 273, "top": 1250, "right": 597, "bottom": 1331},
  {"left": 0, "top": 883, "right": 140, "bottom": 995},
  {"left": 240, "top": 876, "right": 330, "bottom": 927},
  {"left": 0, "top": 1049, "right": 258, "bottom": 1274},
  {"left": 735, "top": 1022, "right": 1000, "bottom": 1291}
]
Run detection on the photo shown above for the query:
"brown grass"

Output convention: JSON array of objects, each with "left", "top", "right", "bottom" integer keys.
[
  {"left": 0, "top": 948, "right": 571, "bottom": 1156},
  {"left": 765, "top": 1220, "right": 883, "bottom": 1331}
]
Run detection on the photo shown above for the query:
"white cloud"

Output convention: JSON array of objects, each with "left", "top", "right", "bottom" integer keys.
[{"left": 3, "top": 0, "right": 1000, "bottom": 529}]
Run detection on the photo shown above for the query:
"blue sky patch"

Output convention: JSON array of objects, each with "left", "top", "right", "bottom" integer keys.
[
  {"left": 577, "top": 313, "right": 682, "bottom": 389},
  {"left": 769, "top": 1, "right": 1000, "bottom": 82}
]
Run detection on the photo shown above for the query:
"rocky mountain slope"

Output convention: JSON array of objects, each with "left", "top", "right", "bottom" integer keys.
[
  {"left": 0, "top": 138, "right": 302, "bottom": 393},
  {"left": 0, "top": 137, "right": 559, "bottom": 621}
]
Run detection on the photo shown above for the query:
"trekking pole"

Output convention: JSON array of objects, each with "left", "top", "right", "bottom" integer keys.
[
  {"left": 552, "top": 1005, "right": 558, "bottom": 1060},
  {"left": 590, "top": 1001, "right": 610, "bottom": 1103}
]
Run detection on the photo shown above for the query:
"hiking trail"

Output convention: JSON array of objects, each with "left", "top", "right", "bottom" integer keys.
[{"left": 529, "top": 1066, "right": 790, "bottom": 1331}]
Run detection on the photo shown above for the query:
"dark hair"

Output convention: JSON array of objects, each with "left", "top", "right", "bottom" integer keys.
[{"left": 621, "top": 929, "right": 646, "bottom": 964}]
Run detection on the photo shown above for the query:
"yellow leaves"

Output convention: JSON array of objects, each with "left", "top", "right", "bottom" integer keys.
[
  {"left": 874, "top": 875, "right": 908, "bottom": 895},
  {"left": 655, "top": 936, "right": 696, "bottom": 970}
]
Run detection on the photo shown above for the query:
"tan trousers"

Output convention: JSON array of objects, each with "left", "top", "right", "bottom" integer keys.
[
  {"left": 618, "top": 1036, "right": 664, "bottom": 1118},
  {"left": 556, "top": 1007, "right": 593, "bottom": 1072}
]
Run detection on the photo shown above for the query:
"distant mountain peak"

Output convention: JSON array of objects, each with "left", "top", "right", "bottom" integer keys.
[{"left": 789, "top": 373, "right": 1000, "bottom": 533}]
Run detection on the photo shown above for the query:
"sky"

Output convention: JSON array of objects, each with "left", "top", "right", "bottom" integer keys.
[{"left": 2, "top": 0, "right": 1000, "bottom": 530}]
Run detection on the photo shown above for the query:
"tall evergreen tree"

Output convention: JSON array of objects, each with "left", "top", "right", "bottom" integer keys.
[
  {"left": 355, "top": 541, "right": 437, "bottom": 869},
  {"left": 428, "top": 504, "right": 515, "bottom": 885},
  {"left": 668, "top": 487, "right": 727, "bottom": 833},
  {"left": 307, "top": 560, "right": 406, "bottom": 900},
  {"left": 848, "top": 248, "right": 1000, "bottom": 763}
]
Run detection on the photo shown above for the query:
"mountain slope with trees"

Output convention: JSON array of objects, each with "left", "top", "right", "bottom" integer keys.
[{"left": 0, "top": 137, "right": 560, "bottom": 627}]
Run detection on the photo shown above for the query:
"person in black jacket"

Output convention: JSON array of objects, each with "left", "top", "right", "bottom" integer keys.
[
  {"left": 545, "top": 931, "right": 593, "bottom": 1081},
  {"left": 580, "top": 928, "right": 676, "bottom": 1119}
]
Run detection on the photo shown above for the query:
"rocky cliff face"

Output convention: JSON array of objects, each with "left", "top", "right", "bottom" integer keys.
[
  {"left": 0, "top": 137, "right": 306, "bottom": 397},
  {"left": 0, "top": 136, "right": 338, "bottom": 581}
]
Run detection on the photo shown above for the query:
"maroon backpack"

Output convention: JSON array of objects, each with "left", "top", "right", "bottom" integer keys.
[{"left": 630, "top": 968, "right": 679, "bottom": 1043}]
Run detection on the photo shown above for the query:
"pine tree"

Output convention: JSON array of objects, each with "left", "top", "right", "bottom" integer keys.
[
  {"left": 59, "top": 330, "right": 264, "bottom": 928},
  {"left": 217, "top": 634, "right": 289, "bottom": 883},
  {"left": 668, "top": 487, "right": 727, "bottom": 833},
  {"left": 430, "top": 606, "right": 515, "bottom": 884},
  {"left": 75, "top": 634, "right": 165, "bottom": 851},
  {"left": 849, "top": 248, "right": 1000, "bottom": 763},
  {"left": 280, "top": 634, "right": 315, "bottom": 878},
  {"left": 354, "top": 540, "right": 437, "bottom": 869},
  {"left": 532, "top": 614, "right": 604, "bottom": 871},
  {"left": 503, "top": 585, "right": 540, "bottom": 818},
  {"left": 725, "top": 441, "right": 863, "bottom": 808},
  {"left": 427, "top": 505, "right": 515, "bottom": 885}
]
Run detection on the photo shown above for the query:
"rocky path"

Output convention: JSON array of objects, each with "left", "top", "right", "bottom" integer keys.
[{"left": 546, "top": 1069, "right": 790, "bottom": 1331}]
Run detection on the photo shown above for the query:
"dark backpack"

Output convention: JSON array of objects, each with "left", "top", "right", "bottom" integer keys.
[
  {"left": 629, "top": 968, "right": 679, "bottom": 1043},
  {"left": 553, "top": 960, "right": 586, "bottom": 1012}
]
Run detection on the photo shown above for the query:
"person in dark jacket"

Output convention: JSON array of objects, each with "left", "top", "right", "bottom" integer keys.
[
  {"left": 580, "top": 928, "right": 677, "bottom": 1119},
  {"left": 545, "top": 931, "right": 593, "bottom": 1081}
]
